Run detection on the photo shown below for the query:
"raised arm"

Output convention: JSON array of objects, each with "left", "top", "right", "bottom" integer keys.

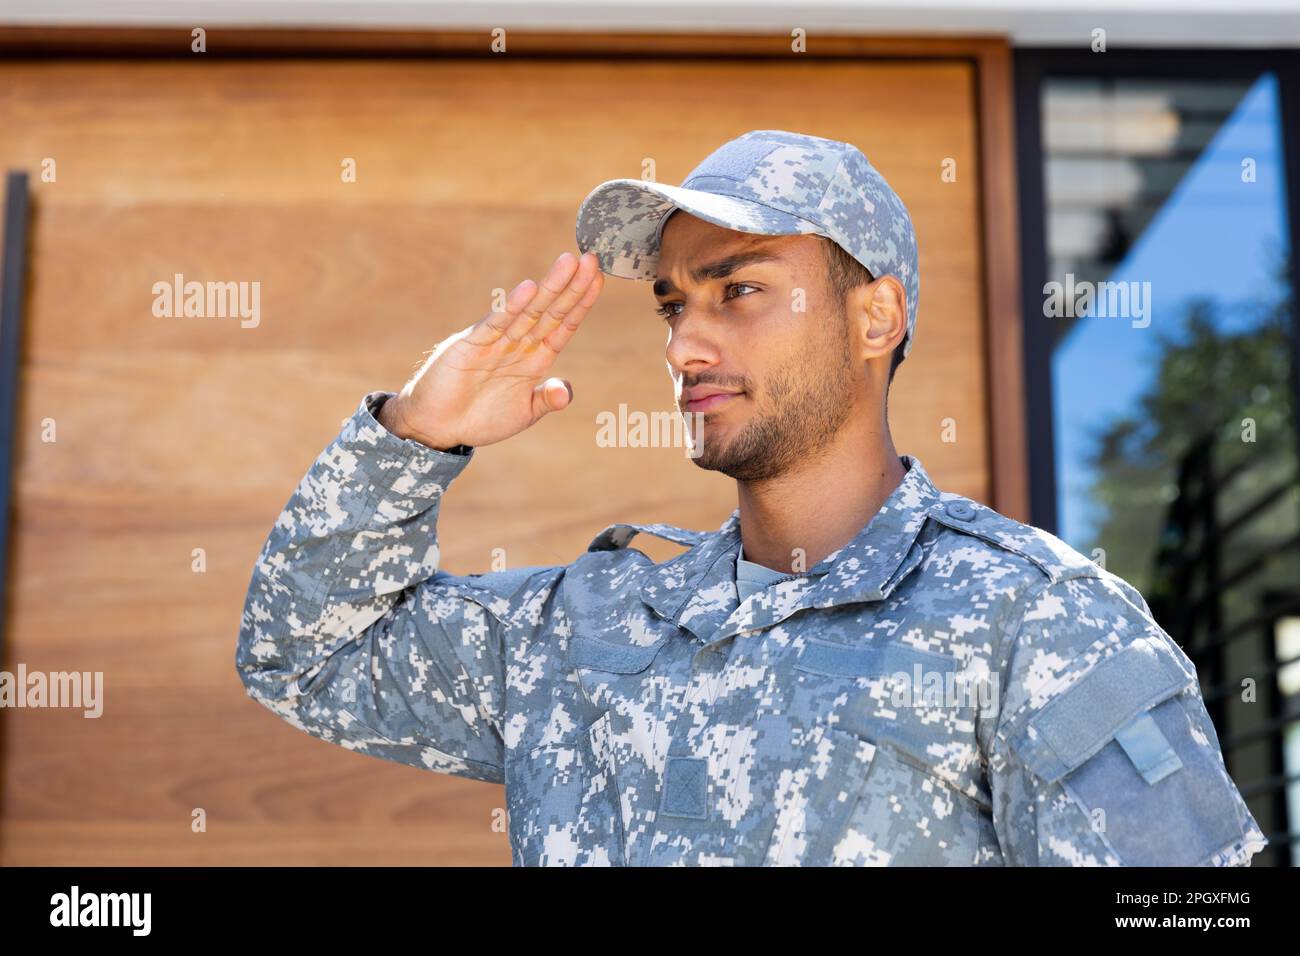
[{"left": 235, "top": 251, "right": 605, "bottom": 782}]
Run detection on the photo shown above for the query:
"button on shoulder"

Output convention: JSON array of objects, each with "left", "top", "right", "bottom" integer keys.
[{"left": 944, "top": 500, "right": 976, "bottom": 521}]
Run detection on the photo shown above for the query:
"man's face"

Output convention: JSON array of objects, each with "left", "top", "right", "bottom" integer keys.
[{"left": 653, "top": 210, "right": 861, "bottom": 482}]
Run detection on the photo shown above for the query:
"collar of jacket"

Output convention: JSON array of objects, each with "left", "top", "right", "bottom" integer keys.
[{"left": 638, "top": 454, "right": 943, "bottom": 643}]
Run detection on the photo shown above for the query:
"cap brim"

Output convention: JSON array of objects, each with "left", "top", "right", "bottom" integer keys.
[{"left": 574, "top": 179, "right": 824, "bottom": 280}]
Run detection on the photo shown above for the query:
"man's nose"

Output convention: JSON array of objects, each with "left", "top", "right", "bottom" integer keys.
[{"left": 665, "top": 308, "right": 724, "bottom": 377}]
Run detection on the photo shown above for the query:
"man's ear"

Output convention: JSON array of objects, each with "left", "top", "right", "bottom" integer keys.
[{"left": 854, "top": 275, "right": 907, "bottom": 360}]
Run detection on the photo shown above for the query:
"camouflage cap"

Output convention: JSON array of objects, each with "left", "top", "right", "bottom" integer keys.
[{"left": 574, "top": 129, "right": 920, "bottom": 358}]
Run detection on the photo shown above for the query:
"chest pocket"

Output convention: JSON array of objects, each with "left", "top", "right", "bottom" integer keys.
[
  {"left": 569, "top": 635, "right": 669, "bottom": 672},
  {"left": 567, "top": 632, "right": 672, "bottom": 712},
  {"left": 771, "top": 637, "right": 997, "bottom": 865}
]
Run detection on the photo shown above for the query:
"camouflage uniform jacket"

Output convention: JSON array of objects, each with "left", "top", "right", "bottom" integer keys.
[{"left": 236, "top": 391, "right": 1269, "bottom": 867}]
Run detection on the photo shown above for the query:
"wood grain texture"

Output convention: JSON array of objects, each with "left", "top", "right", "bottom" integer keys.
[{"left": 0, "top": 53, "right": 990, "bottom": 865}]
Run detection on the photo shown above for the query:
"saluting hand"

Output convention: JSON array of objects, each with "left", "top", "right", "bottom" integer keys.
[{"left": 379, "top": 251, "right": 605, "bottom": 450}]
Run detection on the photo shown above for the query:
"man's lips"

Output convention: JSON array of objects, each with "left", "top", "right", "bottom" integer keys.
[{"left": 683, "top": 390, "right": 743, "bottom": 413}]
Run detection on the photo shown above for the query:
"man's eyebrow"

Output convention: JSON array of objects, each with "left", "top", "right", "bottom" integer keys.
[{"left": 652, "top": 250, "right": 783, "bottom": 297}]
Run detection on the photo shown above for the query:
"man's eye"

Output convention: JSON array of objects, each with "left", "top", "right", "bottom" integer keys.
[
  {"left": 655, "top": 283, "right": 759, "bottom": 320},
  {"left": 725, "top": 282, "right": 759, "bottom": 299}
]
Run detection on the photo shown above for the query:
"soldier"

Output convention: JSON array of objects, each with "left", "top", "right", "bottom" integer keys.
[{"left": 237, "top": 129, "right": 1267, "bottom": 866}]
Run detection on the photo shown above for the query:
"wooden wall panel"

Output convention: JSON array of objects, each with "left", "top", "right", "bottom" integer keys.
[{"left": 0, "top": 55, "right": 985, "bottom": 864}]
